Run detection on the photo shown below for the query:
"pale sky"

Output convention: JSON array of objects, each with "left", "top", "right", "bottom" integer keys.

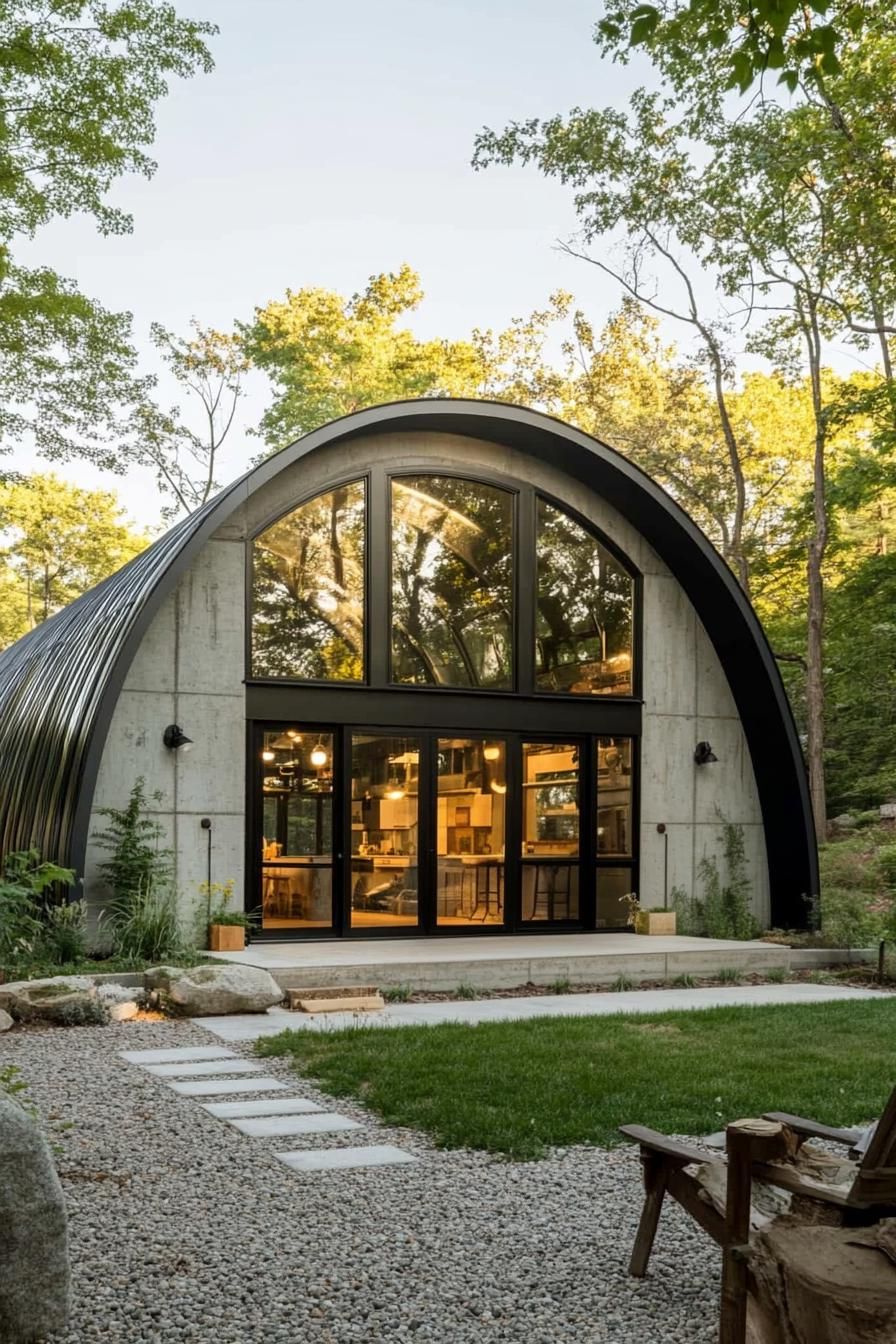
[{"left": 15, "top": 1, "right": 662, "bottom": 528}]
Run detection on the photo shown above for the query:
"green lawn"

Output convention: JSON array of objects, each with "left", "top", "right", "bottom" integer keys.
[{"left": 256, "top": 999, "right": 896, "bottom": 1160}]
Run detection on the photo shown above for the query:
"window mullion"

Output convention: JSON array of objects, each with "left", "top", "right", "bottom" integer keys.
[
  {"left": 516, "top": 487, "right": 536, "bottom": 696},
  {"left": 369, "top": 466, "right": 390, "bottom": 686}
]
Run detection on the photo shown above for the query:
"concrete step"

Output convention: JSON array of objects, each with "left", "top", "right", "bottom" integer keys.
[{"left": 286, "top": 985, "right": 385, "bottom": 1013}]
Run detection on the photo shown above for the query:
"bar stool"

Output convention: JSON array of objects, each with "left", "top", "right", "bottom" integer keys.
[{"left": 532, "top": 864, "right": 572, "bottom": 920}]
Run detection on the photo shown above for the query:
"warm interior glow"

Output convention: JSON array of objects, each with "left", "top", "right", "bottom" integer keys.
[
  {"left": 310, "top": 745, "right": 328, "bottom": 767},
  {"left": 261, "top": 749, "right": 275, "bottom": 762},
  {"left": 483, "top": 744, "right": 501, "bottom": 761}
]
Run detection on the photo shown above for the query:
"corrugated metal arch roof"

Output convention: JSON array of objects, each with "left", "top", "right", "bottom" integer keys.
[{"left": 0, "top": 398, "right": 818, "bottom": 922}]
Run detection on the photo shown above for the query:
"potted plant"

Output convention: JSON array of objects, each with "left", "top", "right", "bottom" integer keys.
[
  {"left": 622, "top": 893, "right": 677, "bottom": 936},
  {"left": 202, "top": 880, "right": 249, "bottom": 951}
]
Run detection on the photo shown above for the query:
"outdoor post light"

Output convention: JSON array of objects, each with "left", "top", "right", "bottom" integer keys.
[
  {"left": 163, "top": 724, "right": 193, "bottom": 753},
  {"left": 693, "top": 741, "right": 718, "bottom": 765}
]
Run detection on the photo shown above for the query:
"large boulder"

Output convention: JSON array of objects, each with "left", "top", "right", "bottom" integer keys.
[
  {"left": 0, "top": 1095, "right": 70, "bottom": 1341},
  {"left": 0, "top": 977, "right": 105, "bottom": 1025},
  {"left": 0, "top": 1009, "right": 13, "bottom": 1032},
  {"left": 144, "top": 963, "right": 283, "bottom": 1015}
]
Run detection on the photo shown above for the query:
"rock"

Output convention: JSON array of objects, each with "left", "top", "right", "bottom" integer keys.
[
  {"left": 830, "top": 813, "right": 856, "bottom": 830},
  {"left": 144, "top": 963, "right": 282, "bottom": 1016},
  {"left": 108, "top": 1001, "right": 140, "bottom": 1022},
  {"left": 96, "top": 982, "right": 145, "bottom": 1006},
  {"left": 0, "top": 977, "right": 105, "bottom": 1025},
  {"left": 0, "top": 1009, "right": 13, "bottom": 1032},
  {"left": 0, "top": 1095, "right": 70, "bottom": 1341},
  {"left": 880, "top": 802, "right": 896, "bottom": 820}
]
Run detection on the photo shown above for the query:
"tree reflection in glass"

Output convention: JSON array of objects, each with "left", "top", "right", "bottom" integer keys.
[
  {"left": 536, "top": 500, "right": 633, "bottom": 695},
  {"left": 391, "top": 477, "right": 513, "bottom": 689},
  {"left": 252, "top": 481, "right": 365, "bottom": 680}
]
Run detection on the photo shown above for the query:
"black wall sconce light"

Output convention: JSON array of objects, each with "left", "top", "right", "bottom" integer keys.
[
  {"left": 694, "top": 741, "right": 718, "bottom": 765},
  {"left": 163, "top": 724, "right": 193, "bottom": 753}
]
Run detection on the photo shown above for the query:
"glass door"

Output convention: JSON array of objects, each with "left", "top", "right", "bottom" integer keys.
[
  {"left": 435, "top": 737, "right": 506, "bottom": 927},
  {"left": 349, "top": 733, "right": 421, "bottom": 930},
  {"left": 259, "top": 728, "right": 335, "bottom": 931},
  {"left": 520, "top": 741, "right": 581, "bottom": 923}
]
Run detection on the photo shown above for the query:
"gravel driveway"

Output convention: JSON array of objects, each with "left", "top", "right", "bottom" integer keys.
[{"left": 2, "top": 1019, "right": 719, "bottom": 1343}]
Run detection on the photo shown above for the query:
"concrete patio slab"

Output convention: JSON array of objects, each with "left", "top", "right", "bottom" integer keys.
[
  {"left": 206, "top": 931, "right": 792, "bottom": 992},
  {"left": 196, "top": 982, "right": 885, "bottom": 1042}
]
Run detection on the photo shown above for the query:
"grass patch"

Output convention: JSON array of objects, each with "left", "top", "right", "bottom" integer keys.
[{"left": 255, "top": 999, "right": 893, "bottom": 1160}]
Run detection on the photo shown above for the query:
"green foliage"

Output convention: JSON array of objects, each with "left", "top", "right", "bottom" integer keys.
[
  {"left": 598, "top": 2, "right": 853, "bottom": 95},
  {"left": 454, "top": 982, "right": 479, "bottom": 1000},
  {"left": 820, "top": 886, "right": 887, "bottom": 949},
  {"left": 697, "top": 817, "right": 759, "bottom": 941},
  {"left": 0, "top": 1065, "right": 30, "bottom": 1104},
  {"left": 381, "top": 984, "right": 412, "bottom": 1004},
  {"left": 765, "top": 967, "right": 789, "bottom": 984},
  {"left": 93, "top": 778, "right": 172, "bottom": 906},
  {"left": 40, "top": 900, "right": 87, "bottom": 966},
  {"left": 876, "top": 844, "right": 896, "bottom": 891},
  {"left": 670, "top": 816, "right": 758, "bottom": 941},
  {"left": 548, "top": 978, "right": 572, "bottom": 995},
  {"left": 104, "top": 881, "right": 183, "bottom": 963},
  {"left": 0, "top": 473, "right": 147, "bottom": 646},
  {"left": 717, "top": 967, "right": 741, "bottom": 985},
  {"left": 0, "top": 849, "right": 76, "bottom": 964},
  {"left": 672, "top": 974, "right": 697, "bottom": 989},
  {"left": 240, "top": 265, "right": 487, "bottom": 450},
  {"left": 92, "top": 779, "right": 185, "bottom": 961},
  {"left": 201, "top": 880, "right": 248, "bottom": 933},
  {"left": 610, "top": 974, "right": 634, "bottom": 992},
  {"left": 0, "top": 2, "right": 216, "bottom": 466}
]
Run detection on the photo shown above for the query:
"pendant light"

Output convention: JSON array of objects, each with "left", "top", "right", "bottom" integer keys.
[{"left": 310, "top": 736, "right": 328, "bottom": 768}]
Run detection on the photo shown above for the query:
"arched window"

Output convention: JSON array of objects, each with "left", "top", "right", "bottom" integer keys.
[
  {"left": 391, "top": 476, "right": 513, "bottom": 690},
  {"left": 251, "top": 480, "right": 365, "bottom": 681},
  {"left": 535, "top": 499, "right": 634, "bottom": 696},
  {"left": 249, "top": 474, "right": 635, "bottom": 695}
]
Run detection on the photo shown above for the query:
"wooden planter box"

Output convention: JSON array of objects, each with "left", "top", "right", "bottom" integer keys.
[
  {"left": 634, "top": 910, "right": 677, "bottom": 936},
  {"left": 208, "top": 924, "right": 246, "bottom": 951}
]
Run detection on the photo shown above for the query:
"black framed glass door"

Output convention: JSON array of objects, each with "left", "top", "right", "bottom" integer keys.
[{"left": 249, "top": 722, "right": 637, "bottom": 937}]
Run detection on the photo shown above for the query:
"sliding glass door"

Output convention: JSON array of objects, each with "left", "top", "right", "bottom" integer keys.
[{"left": 250, "top": 723, "right": 637, "bottom": 936}]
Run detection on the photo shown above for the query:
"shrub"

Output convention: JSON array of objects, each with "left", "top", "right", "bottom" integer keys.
[
  {"left": 382, "top": 983, "right": 411, "bottom": 1003},
  {"left": 92, "top": 778, "right": 172, "bottom": 906},
  {"left": 670, "top": 885, "right": 702, "bottom": 936},
  {"left": 717, "top": 967, "right": 740, "bottom": 984},
  {"left": 610, "top": 974, "right": 634, "bottom": 992},
  {"left": 876, "top": 844, "right": 896, "bottom": 891},
  {"left": 0, "top": 850, "right": 77, "bottom": 965},
  {"left": 93, "top": 780, "right": 185, "bottom": 962},
  {"left": 40, "top": 900, "right": 88, "bottom": 965},
  {"left": 820, "top": 886, "right": 887, "bottom": 950}
]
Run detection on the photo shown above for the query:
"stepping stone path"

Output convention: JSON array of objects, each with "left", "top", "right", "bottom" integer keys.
[{"left": 119, "top": 1044, "right": 417, "bottom": 1173}]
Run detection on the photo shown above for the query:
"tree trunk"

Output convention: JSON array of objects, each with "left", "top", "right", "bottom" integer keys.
[{"left": 802, "top": 298, "right": 828, "bottom": 843}]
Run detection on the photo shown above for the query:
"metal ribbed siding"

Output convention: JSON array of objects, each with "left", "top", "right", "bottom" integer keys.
[{"left": 0, "top": 498, "right": 220, "bottom": 866}]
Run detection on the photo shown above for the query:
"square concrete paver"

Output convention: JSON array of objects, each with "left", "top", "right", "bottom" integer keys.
[
  {"left": 120, "top": 1046, "right": 236, "bottom": 1064},
  {"left": 168, "top": 1077, "right": 288, "bottom": 1097},
  {"left": 144, "top": 1059, "right": 264, "bottom": 1078},
  {"left": 201, "top": 1097, "right": 324, "bottom": 1119},
  {"left": 276, "top": 1145, "right": 417, "bottom": 1172},
  {"left": 229, "top": 1112, "right": 361, "bottom": 1138}
]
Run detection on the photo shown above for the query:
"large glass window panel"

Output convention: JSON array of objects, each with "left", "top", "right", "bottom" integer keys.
[
  {"left": 259, "top": 729, "right": 334, "bottom": 930},
  {"left": 436, "top": 739, "right": 505, "bottom": 925},
  {"left": 597, "top": 737, "right": 633, "bottom": 857},
  {"left": 351, "top": 735, "right": 420, "bottom": 929},
  {"left": 536, "top": 500, "right": 634, "bottom": 695},
  {"left": 391, "top": 477, "right": 513, "bottom": 689},
  {"left": 595, "top": 867, "right": 636, "bottom": 929},
  {"left": 521, "top": 742, "right": 580, "bottom": 921},
  {"left": 252, "top": 481, "right": 365, "bottom": 681}
]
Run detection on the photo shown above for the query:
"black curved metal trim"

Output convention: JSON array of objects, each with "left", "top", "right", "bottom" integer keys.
[{"left": 0, "top": 398, "right": 818, "bottom": 924}]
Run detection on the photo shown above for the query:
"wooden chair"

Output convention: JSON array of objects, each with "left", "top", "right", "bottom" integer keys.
[{"left": 619, "top": 1085, "right": 896, "bottom": 1344}]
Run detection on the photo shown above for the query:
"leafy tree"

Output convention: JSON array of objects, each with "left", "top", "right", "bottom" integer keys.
[
  {"left": 0, "top": 1, "right": 216, "bottom": 467},
  {"left": 241, "top": 265, "right": 487, "bottom": 450},
  {"left": 124, "top": 321, "right": 248, "bottom": 519},
  {"left": 0, "top": 473, "right": 148, "bottom": 644}
]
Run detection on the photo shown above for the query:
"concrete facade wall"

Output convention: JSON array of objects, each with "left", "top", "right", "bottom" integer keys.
[{"left": 84, "top": 429, "right": 769, "bottom": 928}]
